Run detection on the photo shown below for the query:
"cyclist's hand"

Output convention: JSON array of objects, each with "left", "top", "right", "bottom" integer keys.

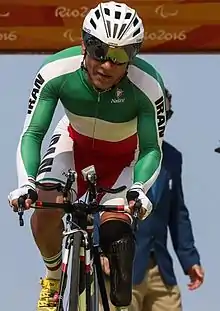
[
  {"left": 8, "top": 186, "right": 38, "bottom": 211},
  {"left": 127, "top": 182, "right": 153, "bottom": 220},
  {"left": 100, "top": 255, "right": 110, "bottom": 276}
]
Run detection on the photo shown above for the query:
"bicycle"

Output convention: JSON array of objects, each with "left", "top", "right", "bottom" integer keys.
[{"left": 16, "top": 165, "right": 142, "bottom": 311}]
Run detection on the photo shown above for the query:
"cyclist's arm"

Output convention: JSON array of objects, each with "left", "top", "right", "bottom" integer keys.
[
  {"left": 134, "top": 90, "right": 166, "bottom": 193},
  {"left": 17, "top": 71, "right": 60, "bottom": 188}
]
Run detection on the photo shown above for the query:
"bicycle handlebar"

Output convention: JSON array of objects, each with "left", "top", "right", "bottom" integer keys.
[
  {"left": 35, "top": 181, "right": 127, "bottom": 195},
  {"left": 33, "top": 200, "right": 134, "bottom": 215},
  {"left": 16, "top": 168, "right": 142, "bottom": 227}
]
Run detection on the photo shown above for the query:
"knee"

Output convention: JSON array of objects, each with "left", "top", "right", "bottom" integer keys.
[{"left": 31, "top": 208, "right": 63, "bottom": 231}]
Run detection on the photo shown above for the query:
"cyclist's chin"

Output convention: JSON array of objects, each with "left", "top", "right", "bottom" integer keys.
[{"left": 91, "top": 74, "right": 116, "bottom": 90}]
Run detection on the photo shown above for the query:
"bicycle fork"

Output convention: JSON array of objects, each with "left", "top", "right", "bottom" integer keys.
[
  {"left": 56, "top": 227, "right": 92, "bottom": 311},
  {"left": 77, "top": 233, "right": 94, "bottom": 311},
  {"left": 56, "top": 230, "right": 77, "bottom": 311}
]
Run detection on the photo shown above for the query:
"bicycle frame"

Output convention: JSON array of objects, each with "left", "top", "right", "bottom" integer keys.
[
  {"left": 57, "top": 220, "right": 93, "bottom": 311},
  {"left": 58, "top": 205, "right": 130, "bottom": 311},
  {"left": 55, "top": 207, "right": 105, "bottom": 311}
]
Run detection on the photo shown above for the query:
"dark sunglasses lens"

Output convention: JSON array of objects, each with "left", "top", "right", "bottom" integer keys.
[
  {"left": 87, "top": 45, "right": 106, "bottom": 61},
  {"left": 83, "top": 32, "right": 140, "bottom": 64},
  {"left": 88, "top": 45, "right": 129, "bottom": 64}
]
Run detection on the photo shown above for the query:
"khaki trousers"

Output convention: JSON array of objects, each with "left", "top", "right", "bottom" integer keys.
[{"left": 99, "top": 256, "right": 182, "bottom": 311}]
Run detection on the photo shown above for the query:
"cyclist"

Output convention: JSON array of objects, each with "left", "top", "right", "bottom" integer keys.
[{"left": 8, "top": 1, "right": 167, "bottom": 310}]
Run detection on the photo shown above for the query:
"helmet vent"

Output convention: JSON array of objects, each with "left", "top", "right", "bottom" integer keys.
[
  {"left": 95, "top": 9, "right": 101, "bottom": 19},
  {"left": 106, "top": 20, "right": 111, "bottom": 37},
  {"left": 113, "top": 23, "right": 118, "bottom": 38},
  {"left": 104, "top": 8, "right": 110, "bottom": 16},
  {"left": 133, "top": 28, "right": 141, "bottom": 37},
  {"left": 90, "top": 18, "right": 97, "bottom": 30},
  {"left": 115, "top": 11, "right": 121, "bottom": 19},
  {"left": 125, "top": 12, "right": 132, "bottom": 19},
  {"left": 133, "top": 17, "right": 139, "bottom": 27},
  {"left": 117, "top": 23, "right": 127, "bottom": 39}
]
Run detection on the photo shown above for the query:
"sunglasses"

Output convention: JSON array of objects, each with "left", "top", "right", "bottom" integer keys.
[{"left": 83, "top": 32, "right": 141, "bottom": 65}]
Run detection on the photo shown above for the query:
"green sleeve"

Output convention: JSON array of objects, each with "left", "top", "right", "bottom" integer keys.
[
  {"left": 18, "top": 75, "right": 59, "bottom": 186},
  {"left": 134, "top": 93, "right": 166, "bottom": 192}
]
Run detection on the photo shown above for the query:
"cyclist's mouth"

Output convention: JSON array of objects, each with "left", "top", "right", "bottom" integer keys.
[{"left": 97, "top": 72, "right": 112, "bottom": 80}]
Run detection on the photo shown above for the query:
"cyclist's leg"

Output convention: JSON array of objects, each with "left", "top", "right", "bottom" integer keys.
[
  {"left": 31, "top": 115, "right": 75, "bottom": 309},
  {"left": 99, "top": 260, "right": 147, "bottom": 311},
  {"left": 98, "top": 165, "right": 136, "bottom": 308},
  {"left": 33, "top": 115, "right": 76, "bottom": 276}
]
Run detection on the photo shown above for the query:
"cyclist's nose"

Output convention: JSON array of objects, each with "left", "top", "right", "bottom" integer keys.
[{"left": 101, "top": 61, "right": 117, "bottom": 70}]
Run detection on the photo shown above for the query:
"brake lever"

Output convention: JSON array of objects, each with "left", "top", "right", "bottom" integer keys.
[
  {"left": 132, "top": 199, "right": 142, "bottom": 232},
  {"left": 17, "top": 196, "right": 25, "bottom": 226},
  {"left": 63, "top": 169, "right": 76, "bottom": 198}
]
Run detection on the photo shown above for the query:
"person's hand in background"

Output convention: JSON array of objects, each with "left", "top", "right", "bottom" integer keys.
[{"left": 187, "top": 264, "right": 204, "bottom": 290}]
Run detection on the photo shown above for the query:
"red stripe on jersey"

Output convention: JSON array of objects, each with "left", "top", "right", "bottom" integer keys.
[{"left": 68, "top": 124, "right": 137, "bottom": 157}]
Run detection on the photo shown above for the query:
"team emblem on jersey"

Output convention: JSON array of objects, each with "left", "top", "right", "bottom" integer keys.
[
  {"left": 116, "top": 88, "right": 123, "bottom": 98},
  {"left": 111, "top": 88, "right": 125, "bottom": 103}
]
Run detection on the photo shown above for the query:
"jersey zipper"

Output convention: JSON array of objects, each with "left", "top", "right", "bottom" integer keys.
[{"left": 92, "top": 92, "right": 101, "bottom": 149}]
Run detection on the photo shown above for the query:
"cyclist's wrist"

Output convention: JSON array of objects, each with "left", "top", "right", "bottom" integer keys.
[
  {"left": 128, "top": 182, "right": 152, "bottom": 220},
  {"left": 19, "top": 184, "right": 38, "bottom": 203},
  {"left": 21, "top": 179, "right": 36, "bottom": 191},
  {"left": 130, "top": 182, "right": 144, "bottom": 192}
]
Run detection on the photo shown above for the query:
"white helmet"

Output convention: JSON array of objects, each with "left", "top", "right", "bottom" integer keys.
[{"left": 82, "top": 1, "right": 144, "bottom": 47}]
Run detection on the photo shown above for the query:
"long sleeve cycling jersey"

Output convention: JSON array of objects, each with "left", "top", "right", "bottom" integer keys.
[{"left": 17, "top": 46, "right": 166, "bottom": 193}]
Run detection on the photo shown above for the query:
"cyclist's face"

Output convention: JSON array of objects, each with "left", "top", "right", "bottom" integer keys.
[{"left": 85, "top": 55, "right": 128, "bottom": 90}]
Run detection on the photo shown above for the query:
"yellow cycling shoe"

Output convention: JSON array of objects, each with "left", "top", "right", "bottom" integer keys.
[{"left": 37, "top": 278, "right": 60, "bottom": 311}]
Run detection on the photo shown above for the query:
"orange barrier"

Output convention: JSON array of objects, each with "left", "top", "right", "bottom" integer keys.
[{"left": 0, "top": 0, "right": 220, "bottom": 54}]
